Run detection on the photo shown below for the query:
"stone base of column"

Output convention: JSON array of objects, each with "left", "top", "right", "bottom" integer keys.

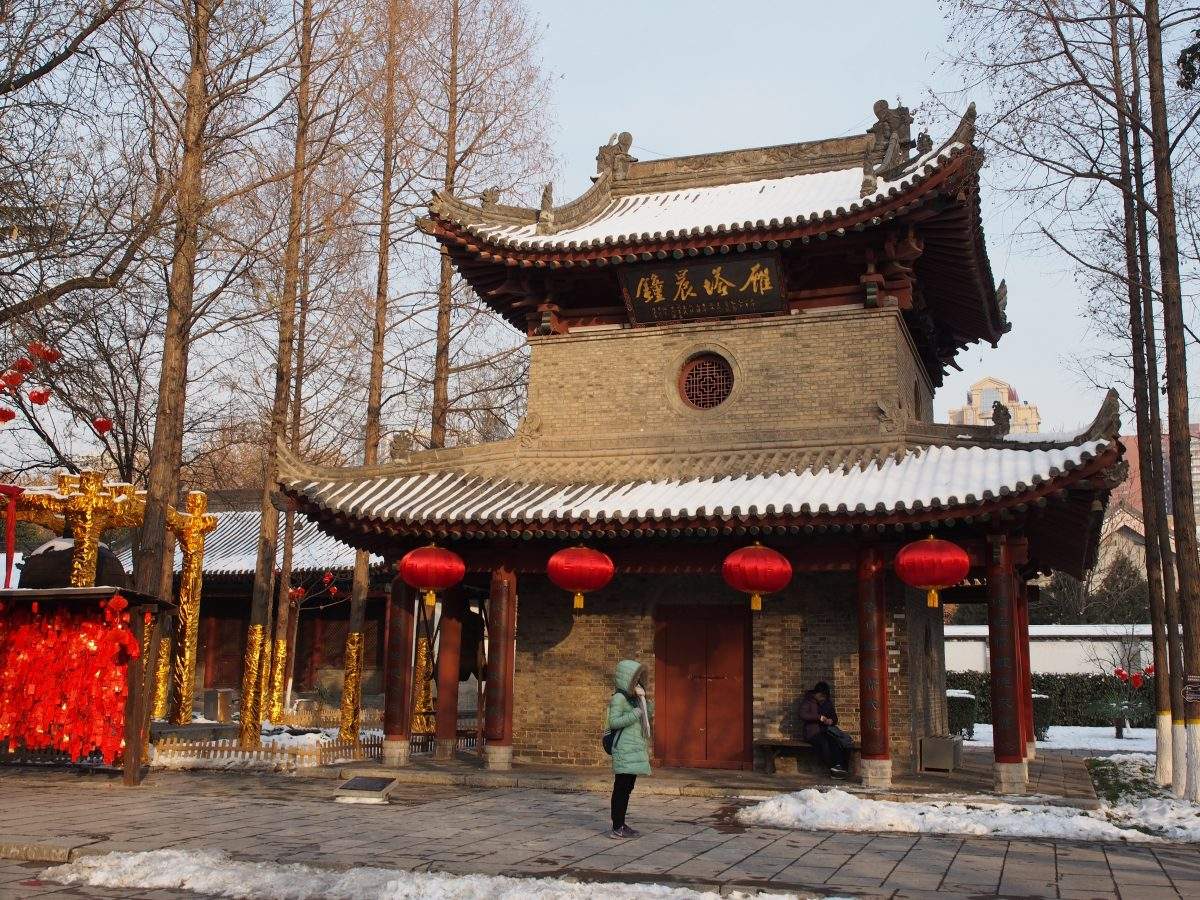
[
  {"left": 434, "top": 738, "right": 456, "bottom": 761},
  {"left": 485, "top": 744, "right": 513, "bottom": 770},
  {"left": 859, "top": 757, "right": 892, "bottom": 789},
  {"left": 1025, "top": 740, "right": 1036, "bottom": 761},
  {"left": 382, "top": 738, "right": 410, "bottom": 767},
  {"left": 993, "top": 761, "right": 1027, "bottom": 794}
]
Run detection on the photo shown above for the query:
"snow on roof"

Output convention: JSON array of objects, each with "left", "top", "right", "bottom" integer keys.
[
  {"left": 464, "top": 145, "right": 965, "bottom": 251},
  {"left": 114, "top": 510, "right": 379, "bottom": 576},
  {"left": 946, "top": 624, "right": 1152, "bottom": 639},
  {"left": 287, "top": 438, "right": 1108, "bottom": 526}
]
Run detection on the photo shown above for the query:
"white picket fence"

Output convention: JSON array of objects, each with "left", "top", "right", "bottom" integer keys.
[{"left": 152, "top": 734, "right": 382, "bottom": 770}]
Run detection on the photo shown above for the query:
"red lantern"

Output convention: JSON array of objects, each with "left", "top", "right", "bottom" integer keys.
[
  {"left": 0, "top": 407, "right": 13, "bottom": 424},
  {"left": 723, "top": 543, "right": 792, "bottom": 611},
  {"left": 1131, "top": 672, "right": 1145, "bottom": 689},
  {"left": 92, "top": 416, "right": 113, "bottom": 435},
  {"left": 893, "top": 536, "right": 970, "bottom": 608},
  {"left": 28, "top": 388, "right": 50, "bottom": 405},
  {"left": 13, "top": 357, "right": 34, "bottom": 374},
  {"left": 1, "top": 370, "right": 22, "bottom": 389},
  {"left": 547, "top": 546, "right": 615, "bottom": 610},
  {"left": 398, "top": 545, "right": 465, "bottom": 607}
]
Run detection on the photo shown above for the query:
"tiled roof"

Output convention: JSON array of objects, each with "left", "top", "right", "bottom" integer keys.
[
  {"left": 457, "top": 144, "right": 964, "bottom": 252},
  {"left": 282, "top": 437, "right": 1112, "bottom": 529},
  {"left": 114, "top": 510, "right": 381, "bottom": 576}
]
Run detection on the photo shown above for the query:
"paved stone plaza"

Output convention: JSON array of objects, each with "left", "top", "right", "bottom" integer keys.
[{"left": 0, "top": 768, "right": 1197, "bottom": 899}]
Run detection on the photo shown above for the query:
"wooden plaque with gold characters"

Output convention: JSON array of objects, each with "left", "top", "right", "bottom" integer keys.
[{"left": 619, "top": 252, "right": 786, "bottom": 324}]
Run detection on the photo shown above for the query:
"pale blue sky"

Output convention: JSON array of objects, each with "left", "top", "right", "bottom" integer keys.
[{"left": 524, "top": 0, "right": 1124, "bottom": 432}]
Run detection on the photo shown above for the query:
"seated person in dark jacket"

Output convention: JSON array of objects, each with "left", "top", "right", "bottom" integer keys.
[{"left": 799, "top": 681, "right": 849, "bottom": 777}]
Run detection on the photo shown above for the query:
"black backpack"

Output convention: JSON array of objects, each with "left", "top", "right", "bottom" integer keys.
[{"left": 602, "top": 690, "right": 625, "bottom": 755}]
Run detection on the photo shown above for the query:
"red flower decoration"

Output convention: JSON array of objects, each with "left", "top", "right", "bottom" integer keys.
[
  {"left": 1145, "top": 663, "right": 1156, "bottom": 676},
  {"left": 13, "top": 357, "right": 35, "bottom": 374},
  {"left": 0, "top": 407, "right": 14, "bottom": 424},
  {"left": 28, "top": 341, "right": 61, "bottom": 364},
  {"left": 1131, "top": 672, "right": 1145, "bottom": 689},
  {"left": 28, "top": 388, "right": 51, "bottom": 405},
  {"left": 92, "top": 416, "right": 113, "bottom": 435},
  {"left": 1115, "top": 667, "right": 1129, "bottom": 682},
  {"left": 1, "top": 370, "right": 23, "bottom": 389},
  {"left": 322, "top": 571, "right": 334, "bottom": 585},
  {"left": 328, "top": 586, "right": 339, "bottom": 597}
]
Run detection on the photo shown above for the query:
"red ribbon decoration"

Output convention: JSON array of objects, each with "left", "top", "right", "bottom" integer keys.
[{"left": 0, "top": 485, "right": 21, "bottom": 589}]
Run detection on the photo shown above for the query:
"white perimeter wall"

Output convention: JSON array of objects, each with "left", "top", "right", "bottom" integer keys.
[{"left": 946, "top": 637, "right": 1152, "bottom": 674}]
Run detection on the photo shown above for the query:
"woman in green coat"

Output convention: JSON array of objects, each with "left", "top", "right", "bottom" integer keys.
[{"left": 607, "top": 659, "right": 651, "bottom": 838}]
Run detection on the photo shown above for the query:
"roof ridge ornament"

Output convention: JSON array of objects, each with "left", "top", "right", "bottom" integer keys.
[
  {"left": 536, "top": 182, "right": 554, "bottom": 234},
  {"left": 596, "top": 131, "right": 636, "bottom": 180}
]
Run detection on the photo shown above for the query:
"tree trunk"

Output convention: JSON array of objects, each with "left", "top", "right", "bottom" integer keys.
[
  {"left": 1109, "top": 1, "right": 1171, "bottom": 786},
  {"left": 240, "top": 0, "right": 312, "bottom": 747},
  {"left": 1128, "top": 10, "right": 1186, "bottom": 794},
  {"left": 1144, "top": 0, "right": 1200, "bottom": 801},
  {"left": 282, "top": 209, "right": 313, "bottom": 710},
  {"left": 429, "top": 0, "right": 459, "bottom": 450},
  {"left": 134, "top": 1, "right": 211, "bottom": 606},
  {"left": 340, "top": 0, "right": 401, "bottom": 740}
]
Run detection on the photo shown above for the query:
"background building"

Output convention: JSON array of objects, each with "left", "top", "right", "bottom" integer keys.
[{"left": 947, "top": 377, "right": 1041, "bottom": 433}]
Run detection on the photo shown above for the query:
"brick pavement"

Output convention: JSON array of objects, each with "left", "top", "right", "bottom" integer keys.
[{"left": 0, "top": 768, "right": 1196, "bottom": 899}]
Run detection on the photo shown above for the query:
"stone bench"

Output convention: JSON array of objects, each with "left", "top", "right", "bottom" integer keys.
[{"left": 753, "top": 738, "right": 861, "bottom": 776}]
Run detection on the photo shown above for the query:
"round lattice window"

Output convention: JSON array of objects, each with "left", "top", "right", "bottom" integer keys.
[{"left": 679, "top": 353, "right": 734, "bottom": 410}]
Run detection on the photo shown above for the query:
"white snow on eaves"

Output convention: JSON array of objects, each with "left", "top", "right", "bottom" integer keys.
[
  {"left": 294, "top": 439, "right": 1107, "bottom": 525},
  {"left": 465, "top": 145, "right": 964, "bottom": 250}
]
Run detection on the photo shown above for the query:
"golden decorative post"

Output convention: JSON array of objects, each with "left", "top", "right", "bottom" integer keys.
[
  {"left": 268, "top": 636, "right": 289, "bottom": 722},
  {"left": 410, "top": 632, "right": 435, "bottom": 735},
  {"left": 238, "top": 625, "right": 265, "bottom": 747},
  {"left": 18, "top": 472, "right": 146, "bottom": 587},
  {"left": 338, "top": 632, "right": 365, "bottom": 739},
  {"left": 165, "top": 492, "right": 218, "bottom": 725},
  {"left": 152, "top": 635, "right": 172, "bottom": 719}
]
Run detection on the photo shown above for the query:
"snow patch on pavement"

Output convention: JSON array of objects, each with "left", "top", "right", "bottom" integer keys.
[
  {"left": 736, "top": 789, "right": 1155, "bottom": 842},
  {"left": 737, "top": 756, "right": 1200, "bottom": 843},
  {"left": 966, "top": 724, "right": 1156, "bottom": 753},
  {"left": 42, "top": 849, "right": 801, "bottom": 899}
]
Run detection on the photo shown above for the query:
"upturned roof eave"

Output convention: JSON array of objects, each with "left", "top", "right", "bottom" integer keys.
[{"left": 424, "top": 145, "right": 979, "bottom": 259}]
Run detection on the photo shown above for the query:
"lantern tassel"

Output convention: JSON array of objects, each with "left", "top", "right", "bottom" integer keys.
[
  {"left": 423, "top": 590, "right": 437, "bottom": 608},
  {"left": 927, "top": 588, "right": 939, "bottom": 609},
  {"left": 750, "top": 592, "right": 762, "bottom": 612},
  {"left": 573, "top": 592, "right": 584, "bottom": 610}
]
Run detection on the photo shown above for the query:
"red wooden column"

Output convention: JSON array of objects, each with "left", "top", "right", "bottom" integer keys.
[
  {"left": 986, "top": 534, "right": 1027, "bottom": 792},
  {"left": 382, "top": 575, "right": 417, "bottom": 766},
  {"left": 1016, "top": 581, "right": 1036, "bottom": 760},
  {"left": 484, "top": 566, "right": 518, "bottom": 770},
  {"left": 856, "top": 547, "right": 891, "bottom": 786},
  {"left": 434, "top": 590, "right": 464, "bottom": 760}
]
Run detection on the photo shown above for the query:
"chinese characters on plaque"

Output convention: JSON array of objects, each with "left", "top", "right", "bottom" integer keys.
[{"left": 619, "top": 253, "right": 786, "bottom": 323}]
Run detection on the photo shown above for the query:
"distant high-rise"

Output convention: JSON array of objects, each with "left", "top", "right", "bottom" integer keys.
[{"left": 947, "top": 377, "right": 1041, "bottom": 434}]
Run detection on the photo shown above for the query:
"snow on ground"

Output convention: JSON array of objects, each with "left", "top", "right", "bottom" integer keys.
[
  {"left": 737, "top": 755, "right": 1200, "bottom": 843},
  {"left": 966, "top": 724, "right": 1156, "bottom": 753},
  {"left": 736, "top": 789, "right": 1155, "bottom": 842},
  {"left": 1092, "top": 753, "right": 1200, "bottom": 843},
  {"left": 42, "top": 850, "right": 802, "bottom": 900}
]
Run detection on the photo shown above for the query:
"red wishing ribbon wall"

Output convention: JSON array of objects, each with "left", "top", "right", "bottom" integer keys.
[{"left": 0, "top": 595, "right": 141, "bottom": 765}]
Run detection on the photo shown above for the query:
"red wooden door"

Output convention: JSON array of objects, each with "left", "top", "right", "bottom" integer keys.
[{"left": 655, "top": 606, "right": 750, "bottom": 769}]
